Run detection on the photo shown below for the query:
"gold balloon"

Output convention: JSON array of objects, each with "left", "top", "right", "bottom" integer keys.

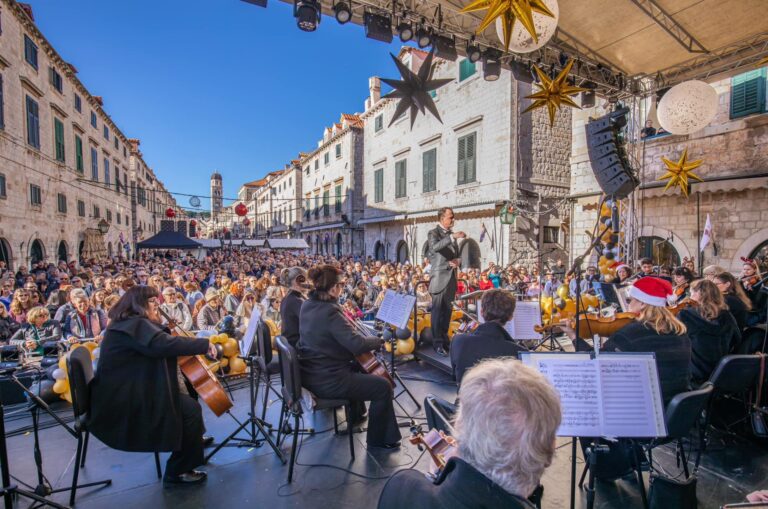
[
  {"left": 541, "top": 296, "right": 553, "bottom": 316},
  {"left": 448, "top": 321, "right": 461, "bottom": 340},
  {"left": 219, "top": 357, "right": 229, "bottom": 368},
  {"left": 658, "top": 148, "right": 703, "bottom": 198},
  {"left": 61, "top": 391, "right": 72, "bottom": 404},
  {"left": 556, "top": 284, "right": 569, "bottom": 301},
  {"left": 580, "top": 294, "right": 599, "bottom": 309},
  {"left": 221, "top": 338, "right": 239, "bottom": 358},
  {"left": 460, "top": 0, "right": 555, "bottom": 51},
  {"left": 58, "top": 355, "right": 67, "bottom": 371},
  {"left": 523, "top": 61, "right": 586, "bottom": 126},
  {"left": 562, "top": 299, "right": 577, "bottom": 317},
  {"left": 53, "top": 379, "right": 69, "bottom": 394},
  {"left": 229, "top": 357, "right": 246, "bottom": 374},
  {"left": 396, "top": 338, "right": 416, "bottom": 356}
]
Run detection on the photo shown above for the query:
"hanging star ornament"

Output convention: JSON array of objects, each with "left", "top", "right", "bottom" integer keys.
[
  {"left": 460, "top": 0, "right": 555, "bottom": 52},
  {"left": 382, "top": 50, "right": 452, "bottom": 129},
  {"left": 522, "top": 60, "right": 586, "bottom": 126},
  {"left": 658, "top": 148, "right": 704, "bottom": 198}
]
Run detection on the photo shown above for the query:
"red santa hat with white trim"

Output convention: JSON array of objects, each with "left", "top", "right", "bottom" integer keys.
[{"left": 629, "top": 277, "right": 673, "bottom": 307}]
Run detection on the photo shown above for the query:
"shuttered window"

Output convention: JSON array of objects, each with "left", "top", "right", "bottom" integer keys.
[
  {"left": 374, "top": 114, "right": 383, "bottom": 132},
  {"left": 730, "top": 68, "right": 766, "bottom": 119},
  {"left": 57, "top": 193, "right": 67, "bottom": 214},
  {"left": 90, "top": 148, "right": 98, "bottom": 181},
  {"left": 457, "top": 132, "right": 476, "bottom": 185},
  {"left": 322, "top": 190, "right": 330, "bottom": 216},
  {"left": 54, "top": 118, "right": 65, "bottom": 162},
  {"left": 75, "top": 135, "right": 84, "bottom": 172},
  {"left": 374, "top": 168, "right": 384, "bottom": 203},
  {"left": 77, "top": 200, "right": 85, "bottom": 217},
  {"left": 24, "top": 35, "right": 38, "bottom": 69},
  {"left": 335, "top": 184, "right": 342, "bottom": 212},
  {"left": 104, "top": 158, "right": 110, "bottom": 189},
  {"left": 26, "top": 96, "right": 40, "bottom": 148},
  {"left": 423, "top": 148, "right": 436, "bottom": 192},
  {"left": 30, "top": 184, "right": 42, "bottom": 206},
  {"left": 395, "top": 160, "right": 407, "bottom": 198}
]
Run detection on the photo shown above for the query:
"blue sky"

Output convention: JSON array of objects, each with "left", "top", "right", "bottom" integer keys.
[{"left": 33, "top": 0, "right": 411, "bottom": 209}]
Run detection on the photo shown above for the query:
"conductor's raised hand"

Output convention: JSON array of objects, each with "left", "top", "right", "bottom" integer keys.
[{"left": 452, "top": 231, "right": 466, "bottom": 239}]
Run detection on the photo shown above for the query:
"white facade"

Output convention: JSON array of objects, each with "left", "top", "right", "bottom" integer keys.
[{"left": 270, "top": 165, "right": 301, "bottom": 238}]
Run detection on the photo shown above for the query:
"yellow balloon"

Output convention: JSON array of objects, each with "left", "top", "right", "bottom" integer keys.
[
  {"left": 53, "top": 379, "right": 69, "bottom": 394},
  {"left": 229, "top": 357, "right": 246, "bottom": 374},
  {"left": 580, "top": 294, "right": 599, "bottom": 309},
  {"left": 541, "top": 297, "right": 553, "bottom": 316},
  {"left": 219, "top": 357, "right": 229, "bottom": 368},
  {"left": 58, "top": 355, "right": 67, "bottom": 371},
  {"left": 61, "top": 391, "right": 72, "bottom": 403},
  {"left": 556, "top": 285, "right": 569, "bottom": 301},
  {"left": 396, "top": 338, "right": 415, "bottom": 355},
  {"left": 562, "top": 299, "right": 577, "bottom": 317},
  {"left": 450, "top": 309, "right": 463, "bottom": 322},
  {"left": 384, "top": 341, "right": 393, "bottom": 353},
  {"left": 222, "top": 338, "right": 239, "bottom": 358}
]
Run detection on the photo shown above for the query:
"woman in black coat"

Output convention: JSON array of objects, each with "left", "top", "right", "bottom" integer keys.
[
  {"left": 298, "top": 265, "right": 401, "bottom": 449},
  {"left": 713, "top": 271, "right": 752, "bottom": 332},
  {"left": 279, "top": 267, "right": 309, "bottom": 347},
  {"left": 88, "top": 286, "right": 216, "bottom": 487},
  {"left": 679, "top": 279, "right": 741, "bottom": 385}
]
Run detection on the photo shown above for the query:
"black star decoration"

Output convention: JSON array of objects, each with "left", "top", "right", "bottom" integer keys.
[{"left": 382, "top": 50, "right": 453, "bottom": 129}]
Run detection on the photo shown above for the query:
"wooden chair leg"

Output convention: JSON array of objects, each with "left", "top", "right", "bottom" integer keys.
[
  {"left": 344, "top": 405, "right": 355, "bottom": 460},
  {"left": 287, "top": 414, "right": 300, "bottom": 483},
  {"left": 70, "top": 434, "right": 83, "bottom": 506},
  {"left": 154, "top": 452, "right": 162, "bottom": 479},
  {"left": 80, "top": 430, "right": 90, "bottom": 468}
]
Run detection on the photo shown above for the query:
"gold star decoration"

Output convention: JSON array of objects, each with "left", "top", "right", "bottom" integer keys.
[
  {"left": 460, "top": 0, "right": 555, "bottom": 52},
  {"left": 522, "top": 60, "right": 586, "bottom": 126},
  {"left": 658, "top": 148, "right": 704, "bottom": 198}
]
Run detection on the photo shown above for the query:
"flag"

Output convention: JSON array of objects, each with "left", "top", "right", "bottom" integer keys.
[
  {"left": 700, "top": 213, "right": 712, "bottom": 252},
  {"left": 480, "top": 223, "right": 488, "bottom": 243}
]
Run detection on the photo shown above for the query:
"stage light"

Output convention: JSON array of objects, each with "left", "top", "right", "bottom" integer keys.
[
  {"left": 396, "top": 21, "right": 413, "bottom": 42},
  {"left": 482, "top": 49, "right": 502, "bottom": 81},
  {"left": 294, "top": 0, "right": 321, "bottom": 32},
  {"left": 466, "top": 38, "right": 481, "bottom": 63},
  {"left": 364, "top": 12, "right": 393, "bottom": 43},
  {"left": 434, "top": 35, "right": 457, "bottom": 61},
  {"left": 333, "top": 2, "right": 351, "bottom": 24},
  {"left": 416, "top": 26, "right": 432, "bottom": 48}
]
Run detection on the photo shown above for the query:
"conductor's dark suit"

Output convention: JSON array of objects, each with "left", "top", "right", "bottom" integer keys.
[{"left": 427, "top": 225, "right": 459, "bottom": 350}]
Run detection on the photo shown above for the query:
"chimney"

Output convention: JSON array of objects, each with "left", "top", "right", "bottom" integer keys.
[
  {"left": 19, "top": 3, "right": 34, "bottom": 21},
  {"left": 128, "top": 138, "right": 141, "bottom": 152},
  {"left": 369, "top": 77, "right": 381, "bottom": 106},
  {"left": 93, "top": 96, "right": 104, "bottom": 106}
]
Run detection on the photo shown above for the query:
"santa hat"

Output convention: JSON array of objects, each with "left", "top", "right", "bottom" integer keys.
[
  {"left": 612, "top": 262, "right": 628, "bottom": 271},
  {"left": 629, "top": 277, "right": 672, "bottom": 307}
]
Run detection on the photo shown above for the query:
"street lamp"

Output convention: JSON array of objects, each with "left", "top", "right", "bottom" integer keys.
[
  {"left": 97, "top": 219, "right": 110, "bottom": 235},
  {"left": 136, "top": 225, "right": 144, "bottom": 238}
]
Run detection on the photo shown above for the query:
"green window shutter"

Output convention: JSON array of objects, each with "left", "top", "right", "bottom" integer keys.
[
  {"left": 335, "top": 185, "right": 342, "bottom": 212},
  {"left": 323, "top": 190, "right": 330, "bottom": 216},
  {"left": 459, "top": 59, "right": 476, "bottom": 82},
  {"left": 423, "top": 148, "right": 436, "bottom": 192},
  {"left": 75, "top": 135, "right": 83, "bottom": 173},
  {"left": 457, "top": 135, "right": 467, "bottom": 184},
  {"left": 54, "top": 118, "right": 65, "bottom": 162},
  {"left": 395, "top": 160, "right": 407, "bottom": 198},
  {"left": 466, "top": 132, "right": 476, "bottom": 182},
  {"left": 375, "top": 169, "right": 383, "bottom": 202},
  {"left": 731, "top": 68, "right": 766, "bottom": 119}
]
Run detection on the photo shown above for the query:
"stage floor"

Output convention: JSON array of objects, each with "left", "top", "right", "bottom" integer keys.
[{"left": 4, "top": 359, "right": 767, "bottom": 509}]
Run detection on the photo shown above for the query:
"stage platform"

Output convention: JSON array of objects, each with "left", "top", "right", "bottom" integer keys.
[{"left": 3, "top": 360, "right": 766, "bottom": 509}]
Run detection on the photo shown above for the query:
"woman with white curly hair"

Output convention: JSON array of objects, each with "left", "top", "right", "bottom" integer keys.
[{"left": 378, "top": 357, "right": 562, "bottom": 508}]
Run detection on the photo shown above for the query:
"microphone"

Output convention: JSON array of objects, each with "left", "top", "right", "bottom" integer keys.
[{"left": 382, "top": 326, "right": 412, "bottom": 341}]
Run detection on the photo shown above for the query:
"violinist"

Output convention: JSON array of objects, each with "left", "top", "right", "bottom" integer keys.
[
  {"left": 603, "top": 277, "right": 691, "bottom": 405},
  {"left": 297, "top": 265, "right": 401, "bottom": 449},
  {"left": 713, "top": 272, "right": 751, "bottom": 332},
  {"left": 638, "top": 258, "right": 655, "bottom": 278},
  {"left": 671, "top": 267, "right": 695, "bottom": 305},
  {"left": 614, "top": 263, "right": 633, "bottom": 286},
  {"left": 88, "top": 286, "right": 218, "bottom": 487},
  {"left": 378, "top": 358, "right": 561, "bottom": 509},
  {"left": 740, "top": 259, "right": 766, "bottom": 325}
]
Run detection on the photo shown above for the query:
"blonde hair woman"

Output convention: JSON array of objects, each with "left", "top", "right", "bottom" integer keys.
[
  {"left": 9, "top": 289, "right": 34, "bottom": 325},
  {"left": 10, "top": 306, "right": 62, "bottom": 354}
]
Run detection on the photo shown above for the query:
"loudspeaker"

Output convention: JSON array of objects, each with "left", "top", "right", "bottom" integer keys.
[
  {"left": 586, "top": 108, "right": 637, "bottom": 198},
  {"left": 0, "top": 373, "right": 34, "bottom": 405},
  {"left": 177, "top": 220, "right": 188, "bottom": 236},
  {"left": 160, "top": 220, "right": 175, "bottom": 232}
]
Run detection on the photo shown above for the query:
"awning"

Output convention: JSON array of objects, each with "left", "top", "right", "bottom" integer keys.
[
  {"left": 300, "top": 222, "right": 347, "bottom": 232},
  {"left": 264, "top": 238, "right": 309, "bottom": 249},
  {"left": 638, "top": 174, "right": 768, "bottom": 199},
  {"left": 136, "top": 231, "right": 201, "bottom": 250}
]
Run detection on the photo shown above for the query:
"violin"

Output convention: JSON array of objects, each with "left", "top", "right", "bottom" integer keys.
[
  {"left": 535, "top": 312, "right": 638, "bottom": 338},
  {"left": 673, "top": 282, "right": 689, "bottom": 297},
  {"left": 158, "top": 308, "right": 233, "bottom": 417},
  {"left": 409, "top": 428, "right": 458, "bottom": 474},
  {"left": 742, "top": 275, "right": 760, "bottom": 289}
]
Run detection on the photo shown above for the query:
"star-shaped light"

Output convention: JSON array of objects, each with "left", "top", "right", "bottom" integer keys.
[
  {"left": 460, "top": 0, "right": 555, "bottom": 52},
  {"left": 522, "top": 60, "right": 586, "bottom": 126},
  {"left": 658, "top": 148, "right": 704, "bottom": 198},
  {"left": 382, "top": 50, "right": 452, "bottom": 129}
]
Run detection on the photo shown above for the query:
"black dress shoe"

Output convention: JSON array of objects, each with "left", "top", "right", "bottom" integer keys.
[
  {"left": 434, "top": 345, "right": 448, "bottom": 357},
  {"left": 163, "top": 470, "right": 207, "bottom": 487},
  {"left": 202, "top": 436, "right": 215, "bottom": 448}
]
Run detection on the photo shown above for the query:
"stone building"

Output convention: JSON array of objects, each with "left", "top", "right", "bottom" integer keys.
[
  {"left": 269, "top": 164, "right": 301, "bottom": 239},
  {"left": 360, "top": 47, "right": 571, "bottom": 269},
  {"left": 252, "top": 170, "right": 284, "bottom": 239},
  {"left": 299, "top": 114, "right": 365, "bottom": 257},
  {"left": 569, "top": 66, "right": 768, "bottom": 273},
  {"left": 210, "top": 171, "right": 223, "bottom": 220}
]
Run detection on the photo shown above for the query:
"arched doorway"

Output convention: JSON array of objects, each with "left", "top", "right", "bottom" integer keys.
[
  {"left": 29, "top": 239, "right": 45, "bottom": 266},
  {"left": 459, "top": 239, "right": 481, "bottom": 269},
  {"left": 749, "top": 240, "right": 768, "bottom": 275},
  {"left": 396, "top": 240, "right": 409, "bottom": 264},
  {"left": 107, "top": 242, "right": 113, "bottom": 258},
  {"left": 324, "top": 235, "right": 330, "bottom": 255},
  {"left": 374, "top": 241, "right": 386, "bottom": 261},
  {"left": 637, "top": 236, "right": 680, "bottom": 268},
  {"left": 335, "top": 233, "right": 343, "bottom": 257},
  {"left": 57, "top": 240, "right": 68, "bottom": 262},
  {"left": 315, "top": 235, "right": 321, "bottom": 255},
  {"left": 0, "top": 238, "right": 12, "bottom": 270},
  {"left": 78, "top": 240, "right": 85, "bottom": 262}
]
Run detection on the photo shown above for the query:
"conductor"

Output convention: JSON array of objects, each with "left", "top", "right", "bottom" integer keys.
[{"left": 427, "top": 207, "right": 464, "bottom": 356}]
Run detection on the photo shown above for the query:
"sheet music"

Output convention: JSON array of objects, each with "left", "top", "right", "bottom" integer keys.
[
  {"left": 376, "top": 290, "right": 417, "bottom": 330},
  {"left": 535, "top": 357, "right": 603, "bottom": 436},
  {"left": 504, "top": 301, "right": 543, "bottom": 340},
  {"left": 240, "top": 305, "right": 262, "bottom": 357}
]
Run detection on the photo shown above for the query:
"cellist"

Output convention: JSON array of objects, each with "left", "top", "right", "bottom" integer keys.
[{"left": 89, "top": 286, "right": 217, "bottom": 487}]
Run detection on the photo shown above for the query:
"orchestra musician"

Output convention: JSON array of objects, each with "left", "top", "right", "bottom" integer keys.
[
  {"left": 378, "top": 358, "right": 561, "bottom": 509},
  {"left": 740, "top": 258, "right": 766, "bottom": 326},
  {"left": 297, "top": 265, "right": 402, "bottom": 449},
  {"left": 713, "top": 271, "right": 752, "bottom": 332},
  {"left": 88, "top": 286, "right": 218, "bottom": 487},
  {"left": 671, "top": 267, "right": 695, "bottom": 305},
  {"left": 638, "top": 258, "right": 655, "bottom": 278},
  {"left": 450, "top": 290, "right": 528, "bottom": 385},
  {"left": 279, "top": 267, "right": 310, "bottom": 347},
  {"left": 426, "top": 208, "right": 464, "bottom": 357}
]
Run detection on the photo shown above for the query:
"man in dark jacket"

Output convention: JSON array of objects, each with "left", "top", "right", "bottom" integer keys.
[
  {"left": 88, "top": 287, "right": 216, "bottom": 487},
  {"left": 450, "top": 289, "right": 527, "bottom": 385},
  {"left": 427, "top": 208, "right": 464, "bottom": 356},
  {"left": 378, "top": 358, "right": 560, "bottom": 509},
  {"left": 279, "top": 267, "right": 309, "bottom": 347}
]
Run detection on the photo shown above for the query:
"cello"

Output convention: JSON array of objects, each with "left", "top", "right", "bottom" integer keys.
[
  {"left": 158, "top": 307, "right": 233, "bottom": 417},
  {"left": 349, "top": 317, "right": 395, "bottom": 388}
]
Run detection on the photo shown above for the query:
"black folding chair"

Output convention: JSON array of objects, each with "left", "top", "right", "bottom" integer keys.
[
  {"left": 703, "top": 354, "right": 762, "bottom": 443},
  {"left": 275, "top": 336, "right": 354, "bottom": 483},
  {"left": 254, "top": 320, "right": 283, "bottom": 422},
  {"left": 424, "top": 394, "right": 456, "bottom": 434}
]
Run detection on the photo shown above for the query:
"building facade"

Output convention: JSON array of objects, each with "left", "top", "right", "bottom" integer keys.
[
  {"left": 270, "top": 164, "right": 301, "bottom": 239},
  {"left": 569, "top": 66, "right": 768, "bottom": 274},
  {"left": 299, "top": 114, "right": 365, "bottom": 257},
  {"left": 360, "top": 48, "right": 571, "bottom": 269}
]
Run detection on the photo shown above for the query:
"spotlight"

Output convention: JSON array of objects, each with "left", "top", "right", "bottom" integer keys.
[
  {"left": 396, "top": 21, "right": 413, "bottom": 42},
  {"left": 333, "top": 2, "right": 351, "bottom": 24},
  {"left": 482, "top": 49, "right": 502, "bottom": 81},
  {"left": 364, "top": 12, "right": 393, "bottom": 43},
  {"left": 466, "top": 39, "right": 481, "bottom": 63},
  {"left": 509, "top": 59, "right": 532, "bottom": 83},
  {"left": 294, "top": 0, "right": 321, "bottom": 32},
  {"left": 434, "top": 35, "right": 457, "bottom": 61},
  {"left": 416, "top": 26, "right": 432, "bottom": 48}
]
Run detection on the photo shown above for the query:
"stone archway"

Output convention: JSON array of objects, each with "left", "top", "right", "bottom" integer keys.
[
  {"left": 637, "top": 226, "right": 692, "bottom": 266},
  {"left": 374, "top": 241, "right": 386, "bottom": 261},
  {"left": 0, "top": 238, "right": 13, "bottom": 270},
  {"left": 396, "top": 240, "right": 409, "bottom": 264},
  {"left": 57, "top": 240, "right": 68, "bottom": 262},
  {"left": 459, "top": 238, "right": 482, "bottom": 269},
  {"left": 733, "top": 228, "right": 768, "bottom": 273},
  {"left": 29, "top": 239, "right": 45, "bottom": 266}
]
